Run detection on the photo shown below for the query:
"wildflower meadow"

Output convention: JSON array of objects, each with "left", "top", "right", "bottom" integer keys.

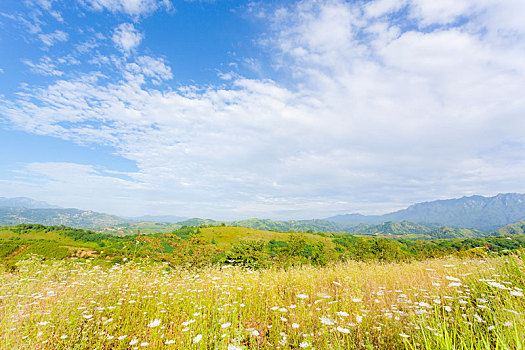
[{"left": 1, "top": 252, "right": 524, "bottom": 349}]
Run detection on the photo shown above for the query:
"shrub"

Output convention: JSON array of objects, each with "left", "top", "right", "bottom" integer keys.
[{"left": 226, "top": 239, "right": 269, "bottom": 269}]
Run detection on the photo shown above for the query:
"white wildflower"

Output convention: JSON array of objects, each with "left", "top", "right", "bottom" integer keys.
[
  {"left": 487, "top": 282, "right": 509, "bottom": 290},
  {"left": 182, "top": 319, "right": 195, "bottom": 326},
  {"left": 337, "top": 326, "right": 350, "bottom": 333},
  {"left": 319, "top": 316, "right": 335, "bottom": 325},
  {"left": 193, "top": 334, "right": 202, "bottom": 343},
  {"left": 148, "top": 319, "right": 161, "bottom": 328}
]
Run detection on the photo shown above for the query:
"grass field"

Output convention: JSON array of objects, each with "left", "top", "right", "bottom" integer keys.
[
  {"left": 199, "top": 226, "right": 333, "bottom": 249},
  {"left": 1, "top": 253, "right": 524, "bottom": 349}
]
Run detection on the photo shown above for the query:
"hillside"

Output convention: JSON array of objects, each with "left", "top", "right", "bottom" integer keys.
[
  {"left": 199, "top": 226, "right": 333, "bottom": 249},
  {"left": 230, "top": 218, "right": 344, "bottom": 233},
  {"left": 347, "top": 221, "right": 438, "bottom": 237},
  {"left": 0, "top": 207, "right": 126, "bottom": 228},
  {"left": 494, "top": 220, "right": 525, "bottom": 235},
  {"left": 427, "top": 226, "right": 485, "bottom": 239},
  {"left": 326, "top": 193, "right": 525, "bottom": 231}
]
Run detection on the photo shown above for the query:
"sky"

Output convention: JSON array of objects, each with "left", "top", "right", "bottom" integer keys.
[{"left": 0, "top": 0, "right": 524, "bottom": 220}]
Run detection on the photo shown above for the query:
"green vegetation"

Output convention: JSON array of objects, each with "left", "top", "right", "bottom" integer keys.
[
  {"left": 496, "top": 220, "right": 525, "bottom": 235},
  {"left": 101, "top": 222, "right": 183, "bottom": 235},
  {"left": 1, "top": 224, "right": 524, "bottom": 272}
]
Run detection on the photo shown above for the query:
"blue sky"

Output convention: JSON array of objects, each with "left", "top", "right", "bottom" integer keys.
[{"left": 0, "top": 0, "right": 524, "bottom": 219}]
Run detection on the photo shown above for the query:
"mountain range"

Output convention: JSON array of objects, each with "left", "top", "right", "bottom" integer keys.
[
  {"left": 0, "top": 207, "right": 125, "bottom": 229},
  {"left": 325, "top": 193, "right": 525, "bottom": 232},
  {"left": 0, "top": 193, "right": 524, "bottom": 235},
  {"left": 0, "top": 196, "right": 61, "bottom": 209}
]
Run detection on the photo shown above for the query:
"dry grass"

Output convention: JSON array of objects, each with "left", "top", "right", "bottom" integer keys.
[{"left": 1, "top": 254, "right": 524, "bottom": 349}]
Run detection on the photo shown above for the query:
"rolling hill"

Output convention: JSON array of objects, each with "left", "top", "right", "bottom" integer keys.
[{"left": 494, "top": 220, "right": 525, "bottom": 235}]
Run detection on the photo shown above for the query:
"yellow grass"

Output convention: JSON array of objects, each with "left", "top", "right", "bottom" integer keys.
[
  {"left": 0, "top": 254, "right": 524, "bottom": 349},
  {"left": 199, "top": 226, "right": 332, "bottom": 249}
]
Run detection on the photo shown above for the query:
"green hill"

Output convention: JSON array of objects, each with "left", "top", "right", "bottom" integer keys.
[
  {"left": 3, "top": 224, "right": 525, "bottom": 268},
  {"left": 427, "top": 226, "right": 485, "bottom": 239},
  {"left": 230, "top": 218, "right": 344, "bottom": 233},
  {"left": 494, "top": 220, "right": 525, "bottom": 235},
  {"left": 199, "top": 226, "right": 333, "bottom": 249}
]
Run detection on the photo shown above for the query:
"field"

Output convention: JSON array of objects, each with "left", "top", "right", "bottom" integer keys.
[
  {"left": 1, "top": 253, "right": 524, "bottom": 349},
  {"left": 198, "top": 226, "right": 333, "bottom": 249}
]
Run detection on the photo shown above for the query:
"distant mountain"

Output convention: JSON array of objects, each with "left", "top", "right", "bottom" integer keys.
[
  {"left": 0, "top": 197, "right": 61, "bottom": 209},
  {"left": 342, "top": 221, "right": 484, "bottom": 239},
  {"left": 0, "top": 207, "right": 126, "bottom": 228},
  {"left": 323, "top": 213, "right": 379, "bottom": 226},
  {"left": 326, "top": 193, "right": 525, "bottom": 232},
  {"left": 175, "top": 218, "right": 347, "bottom": 233},
  {"left": 347, "top": 221, "right": 439, "bottom": 236},
  {"left": 177, "top": 218, "right": 221, "bottom": 227},
  {"left": 126, "top": 215, "right": 188, "bottom": 223}
]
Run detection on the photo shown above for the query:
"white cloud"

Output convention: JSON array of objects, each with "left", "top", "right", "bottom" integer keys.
[
  {"left": 38, "top": 30, "right": 68, "bottom": 46},
  {"left": 83, "top": 0, "right": 173, "bottom": 17},
  {"left": 408, "top": 0, "right": 476, "bottom": 25},
  {"left": 126, "top": 56, "right": 173, "bottom": 83},
  {"left": 2, "top": 0, "right": 525, "bottom": 218},
  {"left": 112, "top": 23, "right": 143, "bottom": 53},
  {"left": 23, "top": 56, "right": 63, "bottom": 76}
]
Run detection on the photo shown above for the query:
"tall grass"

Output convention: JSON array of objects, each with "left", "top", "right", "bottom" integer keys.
[{"left": 1, "top": 253, "right": 524, "bottom": 349}]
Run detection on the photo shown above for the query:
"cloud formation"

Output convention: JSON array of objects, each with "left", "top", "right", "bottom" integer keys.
[
  {"left": 38, "top": 30, "right": 68, "bottom": 46},
  {"left": 1, "top": 0, "right": 525, "bottom": 218},
  {"left": 112, "top": 23, "right": 143, "bottom": 53},
  {"left": 83, "top": 0, "right": 172, "bottom": 17}
]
